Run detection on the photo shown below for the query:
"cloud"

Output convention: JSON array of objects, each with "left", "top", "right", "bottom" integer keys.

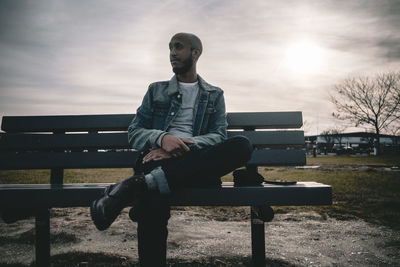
[
  {"left": 377, "top": 38, "right": 400, "bottom": 60},
  {"left": 1, "top": 0, "right": 400, "bottom": 135}
]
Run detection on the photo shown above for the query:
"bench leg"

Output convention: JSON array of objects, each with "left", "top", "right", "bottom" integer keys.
[
  {"left": 35, "top": 209, "right": 50, "bottom": 267},
  {"left": 50, "top": 168, "right": 64, "bottom": 184},
  {"left": 251, "top": 206, "right": 265, "bottom": 266}
]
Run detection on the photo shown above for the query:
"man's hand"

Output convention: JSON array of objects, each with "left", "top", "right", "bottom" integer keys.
[
  {"left": 161, "top": 134, "right": 195, "bottom": 157},
  {"left": 142, "top": 148, "right": 173, "bottom": 163}
]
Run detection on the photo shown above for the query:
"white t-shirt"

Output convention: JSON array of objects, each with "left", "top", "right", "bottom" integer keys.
[
  {"left": 167, "top": 81, "right": 199, "bottom": 138},
  {"left": 156, "top": 81, "right": 199, "bottom": 147}
]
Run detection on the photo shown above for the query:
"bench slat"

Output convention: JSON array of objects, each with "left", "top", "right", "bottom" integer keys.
[
  {"left": 1, "top": 112, "right": 302, "bottom": 133},
  {"left": 0, "top": 133, "right": 129, "bottom": 151},
  {"left": 248, "top": 149, "right": 306, "bottom": 166},
  {"left": 1, "top": 114, "right": 134, "bottom": 133},
  {"left": 0, "top": 151, "right": 139, "bottom": 170},
  {"left": 0, "top": 149, "right": 305, "bottom": 170},
  {"left": 0, "top": 131, "right": 304, "bottom": 151},
  {"left": 0, "top": 182, "right": 332, "bottom": 208},
  {"left": 227, "top": 112, "right": 303, "bottom": 129},
  {"left": 228, "top": 131, "right": 304, "bottom": 146}
]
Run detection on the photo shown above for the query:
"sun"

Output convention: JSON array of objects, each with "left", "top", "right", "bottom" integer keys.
[{"left": 285, "top": 42, "right": 323, "bottom": 74}]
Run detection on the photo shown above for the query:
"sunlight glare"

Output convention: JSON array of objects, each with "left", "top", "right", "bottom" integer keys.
[{"left": 285, "top": 42, "right": 323, "bottom": 74}]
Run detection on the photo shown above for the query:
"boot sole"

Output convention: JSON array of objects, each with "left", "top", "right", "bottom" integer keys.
[{"left": 90, "top": 199, "right": 111, "bottom": 231}]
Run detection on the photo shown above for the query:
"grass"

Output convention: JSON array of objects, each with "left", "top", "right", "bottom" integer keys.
[
  {"left": 306, "top": 153, "right": 400, "bottom": 166},
  {"left": 260, "top": 168, "right": 400, "bottom": 228},
  {"left": 0, "top": 168, "right": 134, "bottom": 184},
  {"left": 1, "top": 154, "right": 399, "bottom": 229}
]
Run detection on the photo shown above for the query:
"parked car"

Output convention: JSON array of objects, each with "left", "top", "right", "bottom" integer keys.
[{"left": 332, "top": 144, "right": 354, "bottom": 155}]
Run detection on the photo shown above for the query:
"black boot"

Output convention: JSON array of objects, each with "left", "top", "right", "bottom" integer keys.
[
  {"left": 233, "top": 169, "right": 264, "bottom": 186},
  {"left": 90, "top": 174, "right": 147, "bottom": 231}
]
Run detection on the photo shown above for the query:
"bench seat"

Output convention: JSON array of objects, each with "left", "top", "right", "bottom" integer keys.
[{"left": 0, "top": 182, "right": 331, "bottom": 209}]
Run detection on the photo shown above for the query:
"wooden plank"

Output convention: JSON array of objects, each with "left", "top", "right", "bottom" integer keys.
[
  {"left": 0, "top": 131, "right": 304, "bottom": 151},
  {"left": 1, "top": 114, "right": 134, "bottom": 133},
  {"left": 0, "top": 151, "right": 139, "bottom": 170},
  {"left": 247, "top": 149, "right": 306, "bottom": 166},
  {"left": 227, "top": 112, "right": 303, "bottom": 129},
  {"left": 0, "top": 148, "right": 304, "bottom": 169},
  {"left": 0, "top": 149, "right": 304, "bottom": 169},
  {"left": 0, "top": 182, "right": 332, "bottom": 208},
  {"left": 228, "top": 131, "right": 304, "bottom": 145},
  {"left": 0, "top": 133, "right": 129, "bottom": 151},
  {"left": 1, "top": 112, "right": 303, "bottom": 133}
]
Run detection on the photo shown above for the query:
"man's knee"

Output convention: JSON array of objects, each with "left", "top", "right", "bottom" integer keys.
[{"left": 227, "top": 135, "right": 253, "bottom": 162}]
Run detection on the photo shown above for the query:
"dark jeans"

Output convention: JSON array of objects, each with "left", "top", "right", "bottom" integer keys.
[{"left": 132, "top": 136, "right": 253, "bottom": 266}]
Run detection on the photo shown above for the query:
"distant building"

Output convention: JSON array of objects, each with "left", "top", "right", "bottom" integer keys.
[{"left": 305, "top": 132, "right": 400, "bottom": 155}]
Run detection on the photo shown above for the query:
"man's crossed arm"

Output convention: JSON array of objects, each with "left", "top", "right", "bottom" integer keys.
[{"left": 142, "top": 134, "right": 194, "bottom": 163}]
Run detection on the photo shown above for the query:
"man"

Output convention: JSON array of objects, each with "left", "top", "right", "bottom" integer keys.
[{"left": 91, "top": 33, "right": 252, "bottom": 266}]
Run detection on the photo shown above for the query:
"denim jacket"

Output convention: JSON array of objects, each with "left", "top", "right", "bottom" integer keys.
[{"left": 128, "top": 75, "right": 228, "bottom": 152}]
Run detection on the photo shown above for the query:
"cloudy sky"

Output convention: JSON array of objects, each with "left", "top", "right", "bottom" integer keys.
[{"left": 1, "top": 0, "right": 400, "bottom": 134}]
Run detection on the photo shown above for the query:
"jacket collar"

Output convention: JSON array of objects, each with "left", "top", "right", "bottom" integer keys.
[{"left": 167, "top": 74, "right": 216, "bottom": 95}]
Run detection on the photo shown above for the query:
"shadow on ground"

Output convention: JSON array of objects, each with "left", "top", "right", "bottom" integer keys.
[{"left": 0, "top": 251, "right": 295, "bottom": 267}]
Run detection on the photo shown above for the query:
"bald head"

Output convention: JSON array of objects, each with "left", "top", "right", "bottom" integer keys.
[
  {"left": 169, "top": 33, "right": 202, "bottom": 80},
  {"left": 171, "top": 32, "right": 203, "bottom": 55}
]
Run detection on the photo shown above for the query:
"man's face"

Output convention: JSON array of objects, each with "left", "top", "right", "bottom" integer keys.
[{"left": 169, "top": 36, "right": 194, "bottom": 75}]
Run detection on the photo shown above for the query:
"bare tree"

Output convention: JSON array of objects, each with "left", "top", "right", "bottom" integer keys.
[
  {"left": 330, "top": 128, "right": 343, "bottom": 147},
  {"left": 331, "top": 72, "right": 400, "bottom": 154},
  {"left": 320, "top": 129, "right": 335, "bottom": 154},
  {"left": 385, "top": 122, "right": 400, "bottom": 147},
  {"left": 385, "top": 123, "right": 400, "bottom": 136}
]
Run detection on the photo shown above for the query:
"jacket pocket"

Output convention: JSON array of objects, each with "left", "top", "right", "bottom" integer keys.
[
  {"left": 206, "top": 107, "right": 216, "bottom": 114},
  {"left": 200, "top": 106, "right": 216, "bottom": 134},
  {"left": 153, "top": 107, "right": 168, "bottom": 116},
  {"left": 152, "top": 104, "right": 169, "bottom": 129}
]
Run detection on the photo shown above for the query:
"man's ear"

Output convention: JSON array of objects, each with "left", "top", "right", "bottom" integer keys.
[{"left": 192, "top": 49, "right": 200, "bottom": 59}]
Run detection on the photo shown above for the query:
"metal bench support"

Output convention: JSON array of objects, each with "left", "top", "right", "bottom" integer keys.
[
  {"left": 251, "top": 206, "right": 265, "bottom": 266},
  {"left": 35, "top": 209, "right": 50, "bottom": 267}
]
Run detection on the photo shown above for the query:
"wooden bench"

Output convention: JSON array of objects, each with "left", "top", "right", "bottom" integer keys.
[{"left": 0, "top": 112, "right": 332, "bottom": 266}]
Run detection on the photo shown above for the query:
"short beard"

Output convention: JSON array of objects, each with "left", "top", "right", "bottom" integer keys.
[{"left": 172, "top": 54, "right": 193, "bottom": 75}]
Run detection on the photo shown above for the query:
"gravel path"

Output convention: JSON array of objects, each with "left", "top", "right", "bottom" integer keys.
[{"left": 1, "top": 208, "right": 399, "bottom": 266}]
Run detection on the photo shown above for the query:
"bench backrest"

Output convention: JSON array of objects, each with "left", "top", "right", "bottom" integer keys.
[{"left": 0, "top": 112, "right": 305, "bottom": 172}]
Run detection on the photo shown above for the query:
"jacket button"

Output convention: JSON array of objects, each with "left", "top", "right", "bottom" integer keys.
[
  {"left": 177, "top": 94, "right": 181, "bottom": 98},
  {"left": 171, "top": 112, "right": 175, "bottom": 115}
]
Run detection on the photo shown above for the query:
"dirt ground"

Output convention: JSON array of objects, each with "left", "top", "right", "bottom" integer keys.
[{"left": 1, "top": 207, "right": 399, "bottom": 266}]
